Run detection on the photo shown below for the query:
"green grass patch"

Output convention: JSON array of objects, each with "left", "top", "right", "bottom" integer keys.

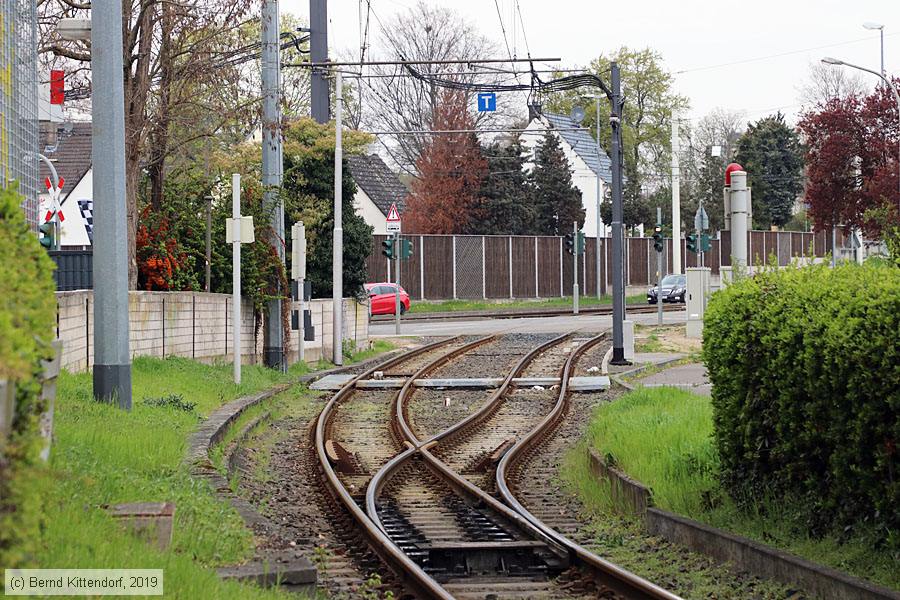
[
  {"left": 34, "top": 356, "right": 328, "bottom": 599},
  {"left": 408, "top": 294, "right": 646, "bottom": 314},
  {"left": 570, "top": 386, "right": 899, "bottom": 591}
]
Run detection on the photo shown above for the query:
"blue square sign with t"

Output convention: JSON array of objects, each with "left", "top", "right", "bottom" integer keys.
[{"left": 477, "top": 93, "right": 496, "bottom": 112}]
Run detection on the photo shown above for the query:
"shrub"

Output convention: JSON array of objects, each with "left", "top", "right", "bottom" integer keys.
[
  {"left": 703, "top": 263, "right": 900, "bottom": 546},
  {"left": 0, "top": 186, "right": 57, "bottom": 567}
]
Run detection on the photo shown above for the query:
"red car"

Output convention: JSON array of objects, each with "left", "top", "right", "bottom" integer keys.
[{"left": 365, "top": 282, "right": 411, "bottom": 315}]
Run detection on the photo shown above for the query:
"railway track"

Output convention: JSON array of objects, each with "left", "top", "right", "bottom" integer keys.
[
  {"left": 371, "top": 303, "right": 683, "bottom": 323},
  {"left": 315, "top": 334, "right": 682, "bottom": 599}
]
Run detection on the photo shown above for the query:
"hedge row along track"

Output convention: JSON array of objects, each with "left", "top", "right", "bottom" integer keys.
[{"left": 316, "top": 334, "right": 682, "bottom": 599}]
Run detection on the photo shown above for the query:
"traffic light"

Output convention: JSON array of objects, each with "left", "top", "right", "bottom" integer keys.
[
  {"left": 700, "top": 233, "right": 712, "bottom": 252},
  {"left": 652, "top": 225, "right": 664, "bottom": 253},
  {"left": 381, "top": 238, "right": 395, "bottom": 260},
  {"left": 564, "top": 232, "right": 575, "bottom": 255},
  {"left": 400, "top": 239, "right": 413, "bottom": 260},
  {"left": 686, "top": 233, "right": 698, "bottom": 253},
  {"left": 39, "top": 221, "right": 55, "bottom": 249},
  {"left": 576, "top": 232, "right": 585, "bottom": 254}
]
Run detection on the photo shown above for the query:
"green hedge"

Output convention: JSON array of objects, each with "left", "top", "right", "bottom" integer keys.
[
  {"left": 703, "top": 263, "right": 899, "bottom": 546},
  {"left": 0, "top": 186, "right": 57, "bottom": 568}
]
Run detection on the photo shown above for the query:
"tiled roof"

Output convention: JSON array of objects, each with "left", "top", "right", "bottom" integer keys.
[
  {"left": 347, "top": 154, "right": 408, "bottom": 217},
  {"left": 542, "top": 112, "right": 613, "bottom": 184},
  {"left": 40, "top": 122, "right": 92, "bottom": 194}
]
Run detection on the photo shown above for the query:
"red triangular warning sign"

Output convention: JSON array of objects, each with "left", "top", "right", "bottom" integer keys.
[{"left": 386, "top": 202, "right": 401, "bottom": 221}]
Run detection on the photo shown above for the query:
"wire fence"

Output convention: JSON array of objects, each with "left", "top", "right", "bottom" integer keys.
[{"left": 0, "top": 0, "right": 39, "bottom": 228}]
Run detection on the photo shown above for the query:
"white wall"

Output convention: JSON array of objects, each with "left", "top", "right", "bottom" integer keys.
[
  {"left": 353, "top": 187, "right": 389, "bottom": 235},
  {"left": 522, "top": 118, "right": 609, "bottom": 239}
]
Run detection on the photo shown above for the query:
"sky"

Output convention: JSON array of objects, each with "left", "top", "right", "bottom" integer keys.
[{"left": 280, "top": 0, "right": 900, "bottom": 126}]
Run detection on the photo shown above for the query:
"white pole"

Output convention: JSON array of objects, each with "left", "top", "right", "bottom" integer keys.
[
  {"left": 232, "top": 174, "right": 242, "bottom": 384},
  {"left": 671, "top": 114, "right": 682, "bottom": 274},
  {"left": 730, "top": 171, "right": 749, "bottom": 270},
  {"left": 573, "top": 221, "right": 579, "bottom": 314},
  {"left": 595, "top": 96, "right": 603, "bottom": 298},
  {"left": 333, "top": 71, "right": 344, "bottom": 365}
]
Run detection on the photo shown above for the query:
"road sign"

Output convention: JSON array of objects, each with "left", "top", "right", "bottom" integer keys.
[
  {"left": 477, "top": 93, "right": 496, "bottom": 112},
  {"left": 386, "top": 202, "right": 401, "bottom": 233},
  {"left": 694, "top": 205, "right": 709, "bottom": 232}
]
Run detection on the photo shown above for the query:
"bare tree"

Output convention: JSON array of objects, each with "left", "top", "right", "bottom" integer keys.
[
  {"left": 798, "top": 62, "right": 866, "bottom": 108},
  {"left": 361, "top": 1, "right": 505, "bottom": 174}
]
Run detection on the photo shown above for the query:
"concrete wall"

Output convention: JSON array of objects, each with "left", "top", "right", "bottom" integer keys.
[{"left": 55, "top": 291, "right": 369, "bottom": 373}]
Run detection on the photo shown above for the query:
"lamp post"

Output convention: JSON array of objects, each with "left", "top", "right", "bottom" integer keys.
[
  {"left": 862, "top": 22, "right": 885, "bottom": 77},
  {"left": 823, "top": 57, "right": 900, "bottom": 210},
  {"left": 582, "top": 93, "right": 605, "bottom": 298}
]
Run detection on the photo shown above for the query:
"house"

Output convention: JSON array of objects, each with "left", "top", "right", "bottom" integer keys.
[
  {"left": 521, "top": 111, "right": 614, "bottom": 238},
  {"left": 347, "top": 154, "right": 409, "bottom": 235},
  {"left": 38, "top": 121, "right": 93, "bottom": 248}
]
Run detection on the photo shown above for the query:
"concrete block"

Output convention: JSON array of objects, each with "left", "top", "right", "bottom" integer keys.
[
  {"left": 623, "top": 320, "right": 635, "bottom": 361},
  {"left": 108, "top": 502, "right": 175, "bottom": 550}
]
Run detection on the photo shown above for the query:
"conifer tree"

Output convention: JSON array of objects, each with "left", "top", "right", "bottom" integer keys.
[
  {"left": 529, "top": 132, "right": 585, "bottom": 235},
  {"left": 467, "top": 139, "right": 535, "bottom": 234}
]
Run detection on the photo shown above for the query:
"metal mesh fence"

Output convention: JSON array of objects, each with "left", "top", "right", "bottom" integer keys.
[
  {"left": 1, "top": 0, "right": 39, "bottom": 229},
  {"left": 454, "top": 236, "right": 484, "bottom": 299}
]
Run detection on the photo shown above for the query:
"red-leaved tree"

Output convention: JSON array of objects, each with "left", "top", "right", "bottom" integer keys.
[
  {"left": 798, "top": 81, "right": 900, "bottom": 234},
  {"left": 406, "top": 90, "right": 487, "bottom": 233}
]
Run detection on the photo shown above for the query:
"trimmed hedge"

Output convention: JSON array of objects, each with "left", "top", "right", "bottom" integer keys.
[
  {"left": 703, "top": 263, "right": 899, "bottom": 547},
  {"left": 0, "top": 186, "right": 57, "bottom": 568}
]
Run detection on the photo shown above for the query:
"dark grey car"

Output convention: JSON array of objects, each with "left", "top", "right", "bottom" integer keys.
[{"left": 647, "top": 274, "right": 686, "bottom": 304}]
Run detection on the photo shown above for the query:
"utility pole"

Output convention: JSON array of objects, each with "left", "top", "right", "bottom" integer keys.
[
  {"left": 333, "top": 70, "right": 344, "bottom": 365},
  {"left": 394, "top": 233, "right": 401, "bottom": 334},
  {"left": 310, "top": 0, "right": 329, "bottom": 123},
  {"left": 609, "top": 62, "right": 629, "bottom": 365},
  {"left": 92, "top": 0, "right": 132, "bottom": 408},
  {"left": 573, "top": 221, "right": 580, "bottom": 315},
  {"left": 232, "top": 175, "right": 243, "bottom": 385},
  {"left": 656, "top": 207, "right": 663, "bottom": 326},
  {"left": 671, "top": 114, "right": 682, "bottom": 275},
  {"left": 262, "top": 0, "right": 285, "bottom": 371},
  {"left": 593, "top": 95, "right": 604, "bottom": 297},
  {"left": 205, "top": 195, "right": 212, "bottom": 292}
]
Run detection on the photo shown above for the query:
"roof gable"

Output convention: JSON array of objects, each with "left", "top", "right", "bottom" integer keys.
[
  {"left": 347, "top": 154, "right": 408, "bottom": 217},
  {"left": 540, "top": 113, "right": 613, "bottom": 184},
  {"left": 40, "top": 122, "right": 92, "bottom": 193}
]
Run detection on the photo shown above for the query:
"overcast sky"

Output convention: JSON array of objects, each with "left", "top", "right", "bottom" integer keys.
[{"left": 280, "top": 0, "right": 900, "bottom": 126}]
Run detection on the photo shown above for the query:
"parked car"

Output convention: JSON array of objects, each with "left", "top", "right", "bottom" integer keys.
[
  {"left": 647, "top": 274, "right": 687, "bottom": 304},
  {"left": 365, "top": 282, "right": 411, "bottom": 315}
]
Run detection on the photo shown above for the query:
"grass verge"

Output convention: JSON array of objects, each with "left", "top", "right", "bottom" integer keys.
[
  {"left": 33, "top": 356, "right": 325, "bottom": 599},
  {"left": 569, "top": 386, "right": 899, "bottom": 591},
  {"left": 408, "top": 294, "right": 646, "bottom": 314}
]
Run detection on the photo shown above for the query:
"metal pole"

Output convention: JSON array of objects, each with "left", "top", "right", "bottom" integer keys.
[
  {"left": 310, "top": 0, "right": 329, "bottom": 123},
  {"left": 298, "top": 279, "right": 305, "bottom": 363},
  {"left": 232, "top": 174, "right": 242, "bottom": 385},
  {"left": 610, "top": 62, "right": 628, "bottom": 365},
  {"left": 657, "top": 207, "right": 663, "bottom": 326},
  {"left": 205, "top": 195, "right": 212, "bottom": 292},
  {"left": 730, "top": 171, "right": 749, "bottom": 270},
  {"left": 262, "top": 0, "right": 285, "bottom": 371},
  {"left": 333, "top": 70, "right": 344, "bottom": 365},
  {"left": 395, "top": 233, "right": 401, "bottom": 335},
  {"left": 573, "top": 221, "right": 579, "bottom": 315},
  {"left": 881, "top": 28, "right": 885, "bottom": 77},
  {"left": 671, "top": 114, "right": 682, "bottom": 274},
  {"left": 595, "top": 96, "right": 603, "bottom": 298},
  {"left": 92, "top": 0, "right": 132, "bottom": 408}
]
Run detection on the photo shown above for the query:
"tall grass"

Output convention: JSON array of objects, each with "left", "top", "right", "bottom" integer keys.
[
  {"left": 584, "top": 386, "right": 718, "bottom": 517},
  {"left": 33, "top": 356, "right": 321, "bottom": 599}
]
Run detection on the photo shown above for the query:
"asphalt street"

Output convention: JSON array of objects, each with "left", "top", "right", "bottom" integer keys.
[{"left": 369, "top": 308, "right": 688, "bottom": 337}]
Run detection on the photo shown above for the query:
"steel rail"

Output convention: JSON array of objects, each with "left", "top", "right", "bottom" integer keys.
[
  {"left": 366, "top": 333, "right": 578, "bottom": 559},
  {"left": 495, "top": 334, "right": 684, "bottom": 600},
  {"left": 314, "top": 337, "right": 463, "bottom": 600}
]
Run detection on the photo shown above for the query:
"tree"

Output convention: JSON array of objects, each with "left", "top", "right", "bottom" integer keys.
[
  {"left": 406, "top": 90, "right": 487, "bottom": 233},
  {"left": 798, "top": 62, "right": 866, "bottom": 109},
  {"left": 466, "top": 138, "right": 535, "bottom": 234},
  {"left": 530, "top": 132, "right": 584, "bottom": 235},
  {"left": 546, "top": 47, "right": 689, "bottom": 228},
  {"left": 362, "top": 1, "right": 504, "bottom": 174},
  {"left": 798, "top": 82, "right": 899, "bottom": 235},
  {"left": 734, "top": 113, "right": 805, "bottom": 228}
]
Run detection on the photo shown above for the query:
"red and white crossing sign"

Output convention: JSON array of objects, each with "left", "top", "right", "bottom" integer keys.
[
  {"left": 386, "top": 202, "right": 401, "bottom": 233},
  {"left": 44, "top": 177, "right": 66, "bottom": 223}
]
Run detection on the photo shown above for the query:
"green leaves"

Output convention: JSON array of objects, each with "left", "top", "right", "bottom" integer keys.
[{"left": 703, "top": 263, "right": 900, "bottom": 547}]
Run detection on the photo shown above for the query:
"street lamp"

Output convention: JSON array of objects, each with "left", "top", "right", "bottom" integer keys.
[
  {"left": 582, "top": 93, "right": 605, "bottom": 298},
  {"left": 862, "top": 22, "right": 885, "bottom": 76}
]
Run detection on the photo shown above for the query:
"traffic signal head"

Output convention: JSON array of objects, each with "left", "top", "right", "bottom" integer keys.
[
  {"left": 700, "top": 233, "right": 712, "bottom": 252},
  {"left": 400, "top": 239, "right": 414, "bottom": 260},
  {"left": 576, "top": 232, "right": 586, "bottom": 254},
  {"left": 652, "top": 225, "right": 664, "bottom": 253},
  {"left": 686, "top": 233, "right": 698, "bottom": 253},
  {"left": 564, "top": 232, "right": 575, "bottom": 255},
  {"left": 381, "top": 238, "right": 395, "bottom": 260},
  {"left": 39, "top": 222, "right": 55, "bottom": 249}
]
